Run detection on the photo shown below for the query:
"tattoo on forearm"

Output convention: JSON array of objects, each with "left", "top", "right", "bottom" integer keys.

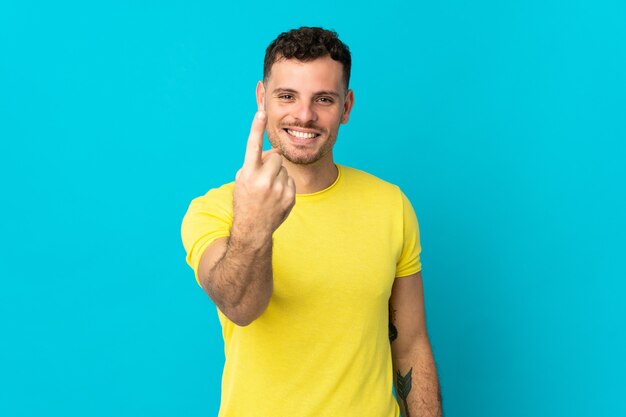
[
  {"left": 396, "top": 368, "right": 413, "bottom": 417},
  {"left": 389, "top": 304, "right": 398, "bottom": 342},
  {"left": 389, "top": 321, "right": 398, "bottom": 342}
]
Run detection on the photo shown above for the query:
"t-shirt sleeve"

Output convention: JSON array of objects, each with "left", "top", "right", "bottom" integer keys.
[
  {"left": 180, "top": 184, "right": 234, "bottom": 286},
  {"left": 395, "top": 190, "right": 422, "bottom": 277}
]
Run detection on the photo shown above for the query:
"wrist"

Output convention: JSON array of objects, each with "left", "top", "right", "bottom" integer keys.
[{"left": 230, "top": 221, "right": 273, "bottom": 251}]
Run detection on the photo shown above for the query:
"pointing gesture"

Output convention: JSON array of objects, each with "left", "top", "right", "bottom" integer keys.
[
  {"left": 243, "top": 111, "right": 268, "bottom": 168},
  {"left": 233, "top": 111, "right": 296, "bottom": 243}
]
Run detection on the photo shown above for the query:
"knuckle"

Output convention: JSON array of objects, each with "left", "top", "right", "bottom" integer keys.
[
  {"left": 273, "top": 181, "right": 284, "bottom": 194},
  {"left": 256, "top": 178, "right": 272, "bottom": 189},
  {"left": 237, "top": 169, "right": 251, "bottom": 182}
]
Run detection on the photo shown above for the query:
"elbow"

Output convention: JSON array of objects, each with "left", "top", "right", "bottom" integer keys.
[
  {"left": 229, "top": 314, "right": 256, "bottom": 327},
  {"left": 222, "top": 293, "right": 272, "bottom": 327},
  {"left": 392, "top": 332, "right": 433, "bottom": 362},
  {"left": 224, "top": 304, "right": 265, "bottom": 327},
  {"left": 202, "top": 272, "right": 273, "bottom": 327}
]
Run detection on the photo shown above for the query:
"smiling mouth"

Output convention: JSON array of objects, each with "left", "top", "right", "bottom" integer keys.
[{"left": 284, "top": 128, "right": 320, "bottom": 139}]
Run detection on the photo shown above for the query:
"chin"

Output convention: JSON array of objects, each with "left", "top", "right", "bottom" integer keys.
[
  {"left": 268, "top": 129, "right": 334, "bottom": 165},
  {"left": 281, "top": 145, "right": 333, "bottom": 165},
  {"left": 281, "top": 150, "right": 322, "bottom": 165}
]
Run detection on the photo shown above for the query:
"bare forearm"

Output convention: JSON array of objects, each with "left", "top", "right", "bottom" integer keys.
[
  {"left": 197, "top": 111, "right": 294, "bottom": 326},
  {"left": 393, "top": 341, "right": 443, "bottom": 417},
  {"left": 202, "top": 228, "right": 273, "bottom": 326}
]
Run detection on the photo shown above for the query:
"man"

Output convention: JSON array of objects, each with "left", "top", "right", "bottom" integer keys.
[{"left": 181, "top": 27, "right": 442, "bottom": 417}]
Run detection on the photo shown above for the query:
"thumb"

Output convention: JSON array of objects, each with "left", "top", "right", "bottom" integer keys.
[{"left": 261, "top": 148, "right": 282, "bottom": 163}]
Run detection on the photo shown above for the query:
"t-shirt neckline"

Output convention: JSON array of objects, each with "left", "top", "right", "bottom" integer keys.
[{"left": 295, "top": 163, "right": 343, "bottom": 199}]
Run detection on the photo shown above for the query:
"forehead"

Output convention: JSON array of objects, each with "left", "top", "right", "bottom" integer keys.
[{"left": 266, "top": 56, "right": 345, "bottom": 92}]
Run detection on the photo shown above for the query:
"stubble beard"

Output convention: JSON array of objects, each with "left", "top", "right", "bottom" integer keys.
[{"left": 266, "top": 126, "right": 338, "bottom": 166}]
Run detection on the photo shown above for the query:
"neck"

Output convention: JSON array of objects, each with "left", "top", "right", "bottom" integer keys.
[{"left": 282, "top": 153, "right": 338, "bottom": 195}]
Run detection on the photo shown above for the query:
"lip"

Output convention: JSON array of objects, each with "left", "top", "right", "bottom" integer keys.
[
  {"left": 282, "top": 127, "right": 322, "bottom": 135},
  {"left": 282, "top": 128, "right": 320, "bottom": 145}
]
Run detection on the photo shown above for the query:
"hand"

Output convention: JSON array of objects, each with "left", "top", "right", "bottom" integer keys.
[{"left": 232, "top": 111, "right": 296, "bottom": 243}]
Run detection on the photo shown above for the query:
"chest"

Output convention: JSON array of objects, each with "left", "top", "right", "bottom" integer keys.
[{"left": 271, "top": 203, "right": 400, "bottom": 312}]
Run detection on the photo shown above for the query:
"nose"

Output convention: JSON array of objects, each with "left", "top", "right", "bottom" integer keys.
[{"left": 292, "top": 100, "right": 317, "bottom": 124}]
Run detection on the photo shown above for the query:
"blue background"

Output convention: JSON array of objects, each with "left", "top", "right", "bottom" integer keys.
[{"left": 1, "top": 1, "right": 624, "bottom": 416}]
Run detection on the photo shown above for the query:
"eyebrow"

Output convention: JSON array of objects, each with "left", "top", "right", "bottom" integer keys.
[{"left": 272, "top": 88, "right": 342, "bottom": 98}]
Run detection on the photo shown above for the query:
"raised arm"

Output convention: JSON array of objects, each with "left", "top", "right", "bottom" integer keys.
[
  {"left": 389, "top": 271, "right": 443, "bottom": 417},
  {"left": 196, "top": 111, "right": 295, "bottom": 326}
]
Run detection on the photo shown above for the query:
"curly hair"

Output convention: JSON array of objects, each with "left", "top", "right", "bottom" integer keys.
[{"left": 263, "top": 27, "right": 352, "bottom": 90}]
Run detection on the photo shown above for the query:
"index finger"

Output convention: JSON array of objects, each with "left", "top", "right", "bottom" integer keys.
[{"left": 243, "top": 111, "right": 267, "bottom": 168}]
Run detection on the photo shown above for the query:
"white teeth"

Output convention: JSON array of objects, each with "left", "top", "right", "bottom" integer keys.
[{"left": 287, "top": 129, "right": 317, "bottom": 139}]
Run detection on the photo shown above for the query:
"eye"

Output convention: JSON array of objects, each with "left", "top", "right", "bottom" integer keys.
[
  {"left": 278, "top": 94, "right": 294, "bottom": 101},
  {"left": 317, "top": 97, "right": 334, "bottom": 104}
]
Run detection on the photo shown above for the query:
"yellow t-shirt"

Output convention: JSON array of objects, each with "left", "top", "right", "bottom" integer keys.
[{"left": 181, "top": 164, "right": 421, "bottom": 417}]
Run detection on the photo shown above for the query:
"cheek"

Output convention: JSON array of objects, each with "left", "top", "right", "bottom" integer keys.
[
  {"left": 266, "top": 107, "right": 289, "bottom": 124},
  {"left": 267, "top": 119, "right": 286, "bottom": 138},
  {"left": 324, "top": 113, "right": 344, "bottom": 129}
]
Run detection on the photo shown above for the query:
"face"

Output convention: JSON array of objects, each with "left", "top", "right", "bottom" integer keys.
[{"left": 257, "top": 55, "right": 354, "bottom": 166}]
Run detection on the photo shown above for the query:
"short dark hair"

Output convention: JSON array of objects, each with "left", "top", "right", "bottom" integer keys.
[{"left": 263, "top": 27, "right": 352, "bottom": 90}]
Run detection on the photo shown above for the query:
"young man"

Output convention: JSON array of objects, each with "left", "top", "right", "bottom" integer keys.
[{"left": 181, "top": 27, "right": 442, "bottom": 417}]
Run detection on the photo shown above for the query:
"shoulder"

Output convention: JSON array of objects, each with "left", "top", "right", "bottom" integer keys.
[
  {"left": 191, "top": 181, "right": 235, "bottom": 203},
  {"left": 339, "top": 164, "right": 404, "bottom": 199},
  {"left": 185, "top": 181, "right": 235, "bottom": 216}
]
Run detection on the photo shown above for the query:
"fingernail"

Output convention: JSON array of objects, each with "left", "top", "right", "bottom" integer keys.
[{"left": 256, "top": 111, "right": 266, "bottom": 120}]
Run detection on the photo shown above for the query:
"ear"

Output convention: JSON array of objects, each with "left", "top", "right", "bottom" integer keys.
[
  {"left": 341, "top": 89, "right": 355, "bottom": 124},
  {"left": 256, "top": 81, "right": 266, "bottom": 111}
]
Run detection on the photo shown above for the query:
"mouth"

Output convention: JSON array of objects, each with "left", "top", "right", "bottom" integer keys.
[{"left": 283, "top": 128, "right": 321, "bottom": 139}]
